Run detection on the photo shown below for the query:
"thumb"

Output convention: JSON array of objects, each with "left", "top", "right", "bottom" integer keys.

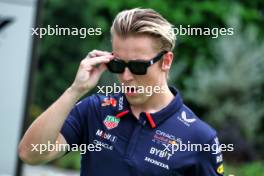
[
  {"left": 89, "top": 64, "right": 107, "bottom": 83},
  {"left": 96, "top": 64, "right": 108, "bottom": 77}
]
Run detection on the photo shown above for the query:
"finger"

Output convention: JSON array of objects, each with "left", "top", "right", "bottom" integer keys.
[
  {"left": 87, "top": 55, "right": 114, "bottom": 66},
  {"left": 94, "top": 50, "right": 111, "bottom": 57},
  {"left": 88, "top": 64, "right": 108, "bottom": 84},
  {"left": 87, "top": 50, "right": 111, "bottom": 58}
]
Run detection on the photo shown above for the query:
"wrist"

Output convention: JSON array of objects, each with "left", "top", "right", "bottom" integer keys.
[{"left": 66, "top": 86, "right": 88, "bottom": 101}]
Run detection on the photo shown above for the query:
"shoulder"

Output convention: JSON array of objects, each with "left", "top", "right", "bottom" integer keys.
[{"left": 174, "top": 105, "right": 217, "bottom": 143}]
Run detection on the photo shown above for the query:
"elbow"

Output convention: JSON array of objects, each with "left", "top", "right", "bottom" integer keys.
[{"left": 18, "top": 143, "right": 41, "bottom": 165}]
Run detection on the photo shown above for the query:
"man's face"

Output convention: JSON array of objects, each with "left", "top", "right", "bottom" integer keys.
[{"left": 112, "top": 35, "right": 167, "bottom": 106}]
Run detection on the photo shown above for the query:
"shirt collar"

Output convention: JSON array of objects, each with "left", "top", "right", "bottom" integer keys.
[{"left": 116, "top": 86, "right": 183, "bottom": 128}]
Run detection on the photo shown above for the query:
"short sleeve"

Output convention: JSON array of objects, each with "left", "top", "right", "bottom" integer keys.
[
  {"left": 60, "top": 96, "right": 93, "bottom": 148},
  {"left": 198, "top": 135, "right": 225, "bottom": 176}
]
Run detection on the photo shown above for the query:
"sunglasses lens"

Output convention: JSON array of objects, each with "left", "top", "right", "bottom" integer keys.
[
  {"left": 107, "top": 60, "right": 125, "bottom": 73},
  {"left": 129, "top": 62, "right": 147, "bottom": 75}
]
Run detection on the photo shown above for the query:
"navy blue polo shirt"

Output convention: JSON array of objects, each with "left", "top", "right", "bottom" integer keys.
[{"left": 61, "top": 87, "right": 224, "bottom": 176}]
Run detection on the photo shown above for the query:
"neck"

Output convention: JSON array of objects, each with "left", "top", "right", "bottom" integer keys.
[{"left": 131, "top": 85, "right": 174, "bottom": 118}]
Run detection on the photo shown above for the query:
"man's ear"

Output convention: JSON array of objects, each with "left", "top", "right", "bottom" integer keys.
[{"left": 161, "top": 51, "right": 173, "bottom": 71}]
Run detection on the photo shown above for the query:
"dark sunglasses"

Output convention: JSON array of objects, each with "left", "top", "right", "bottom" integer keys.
[{"left": 106, "top": 51, "right": 168, "bottom": 75}]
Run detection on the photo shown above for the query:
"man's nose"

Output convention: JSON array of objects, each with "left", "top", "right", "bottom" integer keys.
[{"left": 120, "top": 67, "right": 134, "bottom": 81}]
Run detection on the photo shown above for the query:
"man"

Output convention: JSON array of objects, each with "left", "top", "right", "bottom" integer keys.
[{"left": 19, "top": 8, "right": 224, "bottom": 176}]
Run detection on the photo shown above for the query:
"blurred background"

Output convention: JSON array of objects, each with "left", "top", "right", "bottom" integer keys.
[{"left": 1, "top": 0, "right": 264, "bottom": 175}]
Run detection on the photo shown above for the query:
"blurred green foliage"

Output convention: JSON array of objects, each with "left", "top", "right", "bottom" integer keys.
[
  {"left": 30, "top": 0, "right": 264, "bottom": 170},
  {"left": 225, "top": 161, "right": 264, "bottom": 176},
  {"left": 182, "top": 18, "right": 264, "bottom": 161}
]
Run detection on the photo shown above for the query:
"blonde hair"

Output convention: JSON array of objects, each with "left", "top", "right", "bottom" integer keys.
[{"left": 111, "top": 8, "right": 176, "bottom": 51}]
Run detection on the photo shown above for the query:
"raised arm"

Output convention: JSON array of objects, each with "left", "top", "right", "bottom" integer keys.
[{"left": 18, "top": 50, "right": 113, "bottom": 164}]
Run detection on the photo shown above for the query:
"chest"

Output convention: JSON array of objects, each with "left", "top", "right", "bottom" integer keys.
[{"left": 85, "top": 113, "right": 199, "bottom": 175}]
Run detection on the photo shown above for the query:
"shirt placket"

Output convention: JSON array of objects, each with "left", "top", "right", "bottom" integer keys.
[{"left": 124, "top": 113, "right": 146, "bottom": 164}]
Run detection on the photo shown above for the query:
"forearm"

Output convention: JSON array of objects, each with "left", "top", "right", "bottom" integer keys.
[{"left": 19, "top": 87, "right": 82, "bottom": 158}]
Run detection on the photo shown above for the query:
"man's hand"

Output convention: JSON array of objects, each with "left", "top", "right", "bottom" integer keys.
[{"left": 70, "top": 50, "right": 114, "bottom": 97}]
